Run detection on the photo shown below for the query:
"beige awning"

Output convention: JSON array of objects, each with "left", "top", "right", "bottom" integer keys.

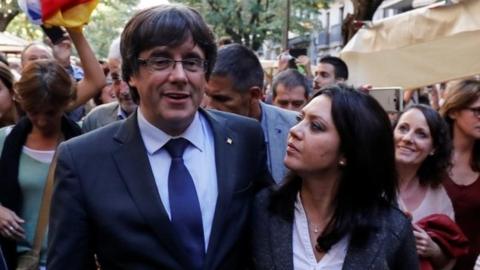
[
  {"left": 340, "top": 0, "right": 480, "bottom": 89},
  {"left": 381, "top": 0, "right": 413, "bottom": 10},
  {"left": 0, "top": 32, "right": 28, "bottom": 54}
]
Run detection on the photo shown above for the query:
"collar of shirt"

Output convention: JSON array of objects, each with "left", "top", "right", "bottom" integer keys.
[
  {"left": 117, "top": 104, "right": 128, "bottom": 120},
  {"left": 67, "top": 64, "right": 84, "bottom": 81},
  {"left": 137, "top": 109, "right": 205, "bottom": 155}
]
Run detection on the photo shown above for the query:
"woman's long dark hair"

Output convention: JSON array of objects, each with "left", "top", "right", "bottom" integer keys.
[{"left": 269, "top": 84, "right": 397, "bottom": 251}]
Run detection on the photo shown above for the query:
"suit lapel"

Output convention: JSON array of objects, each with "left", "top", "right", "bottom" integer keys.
[
  {"left": 111, "top": 113, "right": 189, "bottom": 268},
  {"left": 270, "top": 214, "right": 294, "bottom": 270},
  {"left": 202, "top": 110, "right": 238, "bottom": 268}
]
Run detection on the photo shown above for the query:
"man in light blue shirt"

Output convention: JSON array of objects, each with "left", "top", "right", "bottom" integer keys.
[{"left": 206, "top": 44, "right": 298, "bottom": 183}]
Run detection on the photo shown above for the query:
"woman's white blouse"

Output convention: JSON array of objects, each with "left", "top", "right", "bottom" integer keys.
[{"left": 293, "top": 193, "right": 349, "bottom": 270}]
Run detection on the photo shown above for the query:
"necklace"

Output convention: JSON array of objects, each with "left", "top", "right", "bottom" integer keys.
[{"left": 309, "top": 222, "right": 321, "bottom": 234}]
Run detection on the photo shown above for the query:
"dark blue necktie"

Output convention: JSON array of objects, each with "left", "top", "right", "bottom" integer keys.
[{"left": 165, "top": 138, "right": 205, "bottom": 269}]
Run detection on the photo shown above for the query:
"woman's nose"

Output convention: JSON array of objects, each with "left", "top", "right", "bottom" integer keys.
[
  {"left": 401, "top": 131, "right": 414, "bottom": 143},
  {"left": 289, "top": 122, "right": 303, "bottom": 140}
]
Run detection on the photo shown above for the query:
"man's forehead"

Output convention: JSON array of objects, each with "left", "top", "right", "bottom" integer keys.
[
  {"left": 24, "top": 45, "right": 53, "bottom": 57},
  {"left": 139, "top": 38, "right": 204, "bottom": 58},
  {"left": 108, "top": 58, "right": 121, "bottom": 69},
  {"left": 206, "top": 75, "right": 233, "bottom": 90},
  {"left": 278, "top": 84, "right": 306, "bottom": 93},
  {"left": 316, "top": 62, "right": 335, "bottom": 73}
]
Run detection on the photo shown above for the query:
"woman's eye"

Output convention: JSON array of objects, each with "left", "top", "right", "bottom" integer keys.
[
  {"left": 397, "top": 125, "right": 408, "bottom": 133},
  {"left": 416, "top": 131, "right": 428, "bottom": 138},
  {"left": 311, "top": 122, "right": 324, "bottom": 131}
]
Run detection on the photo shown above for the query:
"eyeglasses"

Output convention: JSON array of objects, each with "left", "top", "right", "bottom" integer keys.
[
  {"left": 137, "top": 57, "right": 207, "bottom": 73},
  {"left": 466, "top": 107, "right": 480, "bottom": 117}
]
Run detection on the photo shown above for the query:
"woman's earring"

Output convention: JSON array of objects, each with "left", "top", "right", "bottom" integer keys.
[{"left": 339, "top": 159, "right": 346, "bottom": 166}]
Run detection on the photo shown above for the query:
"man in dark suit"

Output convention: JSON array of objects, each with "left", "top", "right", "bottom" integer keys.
[{"left": 47, "top": 4, "right": 271, "bottom": 270}]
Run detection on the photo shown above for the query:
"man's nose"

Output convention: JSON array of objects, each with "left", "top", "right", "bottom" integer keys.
[
  {"left": 169, "top": 61, "right": 188, "bottom": 82},
  {"left": 119, "top": 83, "right": 130, "bottom": 94}
]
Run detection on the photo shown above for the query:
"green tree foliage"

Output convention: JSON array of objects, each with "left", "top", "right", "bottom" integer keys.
[
  {"left": 0, "top": 0, "right": 20, "bottom": 32},
  {"left": 5, "top": 0, "right": 139, "bottom": 59},
  {"left": 84, "top": 0, "right": 139, "bottom": 58},
  {"left": 176, "top": 0, "right": 327, "bottom": 50}
]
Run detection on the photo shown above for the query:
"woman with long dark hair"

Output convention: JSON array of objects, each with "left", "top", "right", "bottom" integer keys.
[
  {"left": 252, "top": 84, "right": 418, "bottom": 269},
  {"left": 393, "top": 104, "right": 467, "bottom": 269}
]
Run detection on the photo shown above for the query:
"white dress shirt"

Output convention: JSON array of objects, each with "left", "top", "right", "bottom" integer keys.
[
  {"left": 293, "top": 193, "right": 349, "bottom": 270},
  {"left": 137, "top": 109, "right": 218, "bottom": 251}
]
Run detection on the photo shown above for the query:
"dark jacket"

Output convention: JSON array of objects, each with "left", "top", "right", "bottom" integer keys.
[
  {"left": 48, "top": 109, "right": 272, "bottom": 270},
  {"left": 252, "top": 189, "right": 420, "bottom": 270},
  {"left": 0, "top": 247, "right": 6, "bottom": 270}
]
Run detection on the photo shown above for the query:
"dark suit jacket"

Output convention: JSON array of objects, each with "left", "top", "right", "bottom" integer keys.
[
  {"left": 47, "top": 109, "right": 272, "bottom": 270},
  {"left": 0, "top": 247, "right": 6, "bottom": 270},
  {"left": 252, "top": 189, "right": 420, "bottom": 270}
]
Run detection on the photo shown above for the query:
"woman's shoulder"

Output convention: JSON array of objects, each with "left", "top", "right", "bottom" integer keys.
[
  {"left": 378, "top": 205, "right": 413, "bottom": 238},
  {"left": 424, "top": 185, "right": 455, "bottom": 219}
]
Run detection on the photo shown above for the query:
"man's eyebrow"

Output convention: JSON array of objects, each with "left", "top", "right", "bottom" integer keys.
[
  {"left": 148, "top": 50, "right": 170, "bottom": 58},
  {"left": 183, "top": 51, "right": 203, "bottom": 59}
]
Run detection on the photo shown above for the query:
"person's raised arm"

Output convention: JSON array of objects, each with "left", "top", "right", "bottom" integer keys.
[{"left": 66, "top": 27, "right": 105, "bottom": 112}]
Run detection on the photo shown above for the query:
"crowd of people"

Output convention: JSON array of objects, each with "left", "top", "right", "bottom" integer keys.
[{"left": 0, "top": 3, "right": 478, "bottom": 270}]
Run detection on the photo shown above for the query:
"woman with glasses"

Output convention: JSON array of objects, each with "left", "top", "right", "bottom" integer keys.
[{"left": 440, "top": 78, "right": 480, "bottom": 270}]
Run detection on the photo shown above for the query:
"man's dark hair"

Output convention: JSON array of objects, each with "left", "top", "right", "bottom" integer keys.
[
  {"left": 270, "top": 84, "right": 396, "bottom": 253},
  {"left": 272, "top": 69, "right": 309, "bottom": 99},
  {"left": 211, "top": 44, "right": 263, "bottom": 93},
  {"left": 319, "top": 56, "right": 349, "bottom": 80},
  {"left": 120, "top": 4, "right": 217, "bottom": 102}
]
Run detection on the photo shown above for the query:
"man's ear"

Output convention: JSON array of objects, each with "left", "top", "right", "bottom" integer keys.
[
  {"left": 248, "top": 86, "right": 263, "bottom": 100},
  {"left": 128, "top": 76, "right": 136, "bottom": 88}
]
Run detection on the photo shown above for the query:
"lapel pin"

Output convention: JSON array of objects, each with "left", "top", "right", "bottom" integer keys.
[{"left": 226, "top": 137, "right": 233, "bottom": 144}]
